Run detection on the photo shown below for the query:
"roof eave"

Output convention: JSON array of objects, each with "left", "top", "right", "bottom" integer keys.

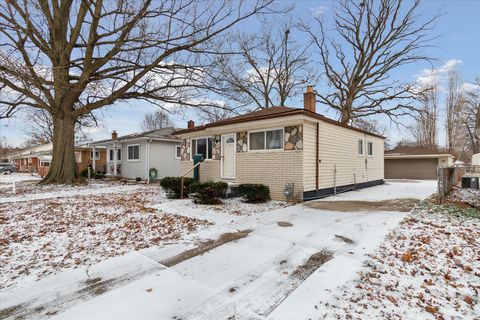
[{"left": 173, "top": 109, "right": 385, "bottom": 139}]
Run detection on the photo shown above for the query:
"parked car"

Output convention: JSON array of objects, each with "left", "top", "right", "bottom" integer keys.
[{"left": 0, "top": 164, "right": 17, "bottom": 174}]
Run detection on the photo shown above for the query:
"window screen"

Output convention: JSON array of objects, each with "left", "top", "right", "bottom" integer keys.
[
  {"left": 249, "top": 131, "right": 265, "bottom": 150},
  {"left": 358, "top": 140, "right": 364, "bottom": 155},
  {"left": 266, "top": 129, "right": 283, "bottom": 149},
  {"left": 128, "top": 145, "right": 139, "bottom": 160}
]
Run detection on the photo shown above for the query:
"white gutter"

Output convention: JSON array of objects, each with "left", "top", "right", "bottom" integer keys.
[{"left": 385, "top": 154, "right": 455, "bottom": 159}]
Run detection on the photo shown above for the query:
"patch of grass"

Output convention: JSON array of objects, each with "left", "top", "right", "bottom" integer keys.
[{"left": 416, "top": 201, "right": 480, "bottom": 219}]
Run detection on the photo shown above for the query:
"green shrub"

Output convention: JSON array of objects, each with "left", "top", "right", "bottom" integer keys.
[
  {"left": 160, "top": 176, "right": 194, "bottom": 199},
  {"left": 80, "top": 167, "right": 103, "bottom": 179},
  {"left": 192, "top": 181, "right": 228, "bottom": 205},
  {"left": 238, "top": 184, "right": 270, "bottom": 203}
]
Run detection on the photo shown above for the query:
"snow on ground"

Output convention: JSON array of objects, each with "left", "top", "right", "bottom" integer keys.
[
  {"left": 0, "top": 173, "right": 41, "bottom": 185},
  {"left": 1, "top": 180, "right": 443, "bottom": 320},
  {"left": 0, "top": 185, "right": 209, "bottom": 290},
  {"left": 152, "top": 197, "right": 289, "bottom": 226},
  {"left": 321, "top": 180, "right": 436, "bottom": 202},
  {"left": 447, "top": 187, "right": 480, "bottom": 208},
  {"left": 312, "top": 201, "right": 480, "bottom": 320},
  {"left": 0, "top": 180, "right": 150, "bottom": 203}
]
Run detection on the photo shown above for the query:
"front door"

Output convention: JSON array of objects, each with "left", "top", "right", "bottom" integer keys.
[{"left": 221, "top": 134, "right": 236, "bottom": 179}]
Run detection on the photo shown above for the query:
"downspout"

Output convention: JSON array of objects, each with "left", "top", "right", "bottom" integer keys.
[
  {"left": 92, "top": 146, "right": 96, "bottom": 171},
  {"left": 316, "top": 122, "right": 319, "bottom": 192},
  {"left": 146, "top": 139, "right": 151, "bottom": 184}
]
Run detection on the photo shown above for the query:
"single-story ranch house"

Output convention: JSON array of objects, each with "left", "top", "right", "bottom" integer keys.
[
  {"left": 174, "top": 86, "right": 385, "bottom": 201},
  {"left": 89, "top": 128, "right": 181, "bottom": 181},
  {"left": 4, "top": 143, "right": 106, "bottom": 177},
  {"left": 384, "top": 147, "right": 455, "bottom": 180}
]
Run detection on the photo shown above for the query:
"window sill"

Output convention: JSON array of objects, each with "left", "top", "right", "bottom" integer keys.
[{"left": 248, "top": 148, "right": 285, "bottom": 153}]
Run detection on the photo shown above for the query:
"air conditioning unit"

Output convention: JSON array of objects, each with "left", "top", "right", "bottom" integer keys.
[{"left": 462, "top": 176, "right": 479, "bottom": 189}]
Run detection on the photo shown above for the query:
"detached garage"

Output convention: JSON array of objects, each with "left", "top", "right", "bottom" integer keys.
[{"left": 385, "top": 147, "right": 454, "bottom": 180}]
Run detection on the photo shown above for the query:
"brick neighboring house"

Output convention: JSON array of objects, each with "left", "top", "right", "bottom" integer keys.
[
  {"left": 384, "top": 146, "right": 455, "bottom": 180},
  {"left": 5, "top": 143, "right": 106, "bottom": 177},
  {"left": 174, "top": 86, "right": 385, "bottom": 201}
]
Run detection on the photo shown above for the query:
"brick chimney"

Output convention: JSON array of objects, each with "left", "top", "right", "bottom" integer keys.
[
  {"left": 187, "top": 120, "right": 195, "bottom": 129},
  {"left": 111, "top": 130, "right": 118, "bottom": 139},
  {"left": 303, "top": 85, "right": 316, "bottom": 113}
]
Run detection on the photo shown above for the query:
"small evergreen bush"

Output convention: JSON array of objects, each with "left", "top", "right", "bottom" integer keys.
[
  {"left": 160, "top": 176, "right": 194, "bottom": 199},
  {"left": 238, "top": 184, "right": 270, "bottom": 203},
  {"left": 192, "top": 181, "right": 228, "bottom": 204},
  {"left": 80, "top": 168, "right": 104, "bottom": 179}
]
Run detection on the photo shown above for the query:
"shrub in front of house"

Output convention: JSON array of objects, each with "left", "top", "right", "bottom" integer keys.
[
  {"left": 238, "top": 184, "right": 270, "bottom": 203},
  {"left": 192, "top": 181, "right": 228, "bottom": 205},
  {"left": 159, "top": 176, "right": 194, "bottom": 199},
  {"left": 80, "top": 168, "right": 104, "bottom": 179}
]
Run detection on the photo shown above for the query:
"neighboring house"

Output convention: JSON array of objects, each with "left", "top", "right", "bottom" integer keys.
[
  {"left": 472, "top": 153, "right": 480, "bottom": 166},
  {"left": 89, "top": 128, "right": 181, "bottom": 181},
  {"left": 174, "top": 86, "right": 385, "bottom": 201},
  {"left": 5, "top": 143, "right": 106, "bottom": 177},
  {"left": 0, "top": 147, "right": 23, "bottom": 163},
  {"left": 384, "top": 147, "right": 455, "bottom": 180}
]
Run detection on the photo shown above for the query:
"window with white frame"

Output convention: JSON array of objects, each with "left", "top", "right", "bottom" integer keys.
[
  {"left": 127, "top": 144, "right": 140, "bottom": 160},
  {"left": 358, "top": 139, "right": 364, "bottom": 155},
  {"left": 109, "top": 148, "right": 122, "bottom": 161},
  {"left": 367, "top": 141, "right": 373, "bottom": 156},
  {"left": 90, "top": 151, "right": 100, "bottom": 160},
  {"left": 175, "top": 145, "right": 181, "bottom": 159},
  {"left": 191, "top": 138, "right": 212, "bottom": 159},
  {"left": 249, "top": 129, "right": 283, "bottom": 151}
]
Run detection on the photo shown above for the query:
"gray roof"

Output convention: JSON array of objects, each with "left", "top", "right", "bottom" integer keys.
[{"left": 90, "top": 127, "right": 181, "bottom": 145}]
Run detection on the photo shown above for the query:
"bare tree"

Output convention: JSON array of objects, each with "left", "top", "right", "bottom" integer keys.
[
  {"left": 209, "top": 20, "right": 317, "bottom": 109},
  {"left": 461, "top": 79, "right": 480, "bottom": 154},
  {"left": 302, "top": 0, "right": 438, "bottom": 124},
  {"left": 21, "top": 108, "right": 96, "bottom": 146},
  {"left": 410, "top": 81, "right": 438, "bottom": 148},
  {"left": 0, "top": 0, "right": 273, "bottom": 184},
  {"left": 141, "top": 110, "right": 173, "bottom": 131},
  {"left": 445, "top": 69, "right": 464, "bottom": 153}
]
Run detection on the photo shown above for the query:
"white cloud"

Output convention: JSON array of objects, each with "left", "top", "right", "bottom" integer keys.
[
  {"left": 461, "top": 81, "right": 480, "bottom": 93},
  {"left": 310, "top": 5, "right": 327, "bottom": 18},
  {"left": 437, "top": 58, "right": 462, "bottom": 73},
  {"left": 415, "top": 58, "right": 463, "bottom": 87}
]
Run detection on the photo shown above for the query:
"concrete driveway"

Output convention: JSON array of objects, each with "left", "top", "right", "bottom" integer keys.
[{"left": 1, "top": 180, "right": 437, "bottom": 320}]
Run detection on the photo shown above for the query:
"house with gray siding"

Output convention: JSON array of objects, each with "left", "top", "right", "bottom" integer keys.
[{"left": 89, "top": 128, "right": 181, "bottom": 181}]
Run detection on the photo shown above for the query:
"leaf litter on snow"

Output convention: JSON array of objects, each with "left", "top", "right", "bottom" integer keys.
[
  {"left": 316, "top": 200, "right": 480, "bottom": 320},
  {"left": 0, "top": 186, "right": 209, "bottom": 289}
]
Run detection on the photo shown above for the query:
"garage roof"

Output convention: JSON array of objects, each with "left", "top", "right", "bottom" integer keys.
[{"left": 385, "top": 146, "right": 454, "bottom": 159}]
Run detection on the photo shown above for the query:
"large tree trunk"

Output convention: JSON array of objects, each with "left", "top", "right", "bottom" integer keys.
[
  {"left": 41, "top": 114, "right": 78, "bottom": 184},
  {"left": 340, "top": 108, "right": 351, "bottom": 124}
]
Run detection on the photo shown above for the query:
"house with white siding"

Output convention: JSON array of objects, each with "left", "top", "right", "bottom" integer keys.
[
  {"left": 89, "top": 127, "right": 181, "bottom": 182},
  {"left": 174, "top": 86, "right": 385, "bottom": 201}
]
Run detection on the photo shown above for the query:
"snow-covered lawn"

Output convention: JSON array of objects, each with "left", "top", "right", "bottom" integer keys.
[
  {"left": 7, "top": 180, "right": 477, "bottom": 319},
  {"left": 447, "top": 187, "right": 480, "bottom": 209},
  {"left": 2, "top": 180, "right": 449, "bottom": 320},
  {"left": 314, "top": 201, "right": 480, "bottom": 319},
  {"left": 0, "top": 184, "right": 210, "bottom": 290},
  {"left": 0, "top": 172, "right": 41, "bottom": 185}
]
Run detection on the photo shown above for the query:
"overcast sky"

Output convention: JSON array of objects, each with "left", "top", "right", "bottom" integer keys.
[{"left": 1, "top": 0, "right": 479, "bottom": 147}]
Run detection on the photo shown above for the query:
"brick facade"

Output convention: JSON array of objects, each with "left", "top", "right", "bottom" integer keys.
[{"left": 236, "top": 150, "right": 303, "bottom": 201}]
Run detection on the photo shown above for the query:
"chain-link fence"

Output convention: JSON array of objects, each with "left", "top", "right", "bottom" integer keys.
[
  {"left": 437, "top": 166, "right": 480, "bottom": 203},
  {"left": 437, "top": 165, "right": 480, "bottom": 203}
]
